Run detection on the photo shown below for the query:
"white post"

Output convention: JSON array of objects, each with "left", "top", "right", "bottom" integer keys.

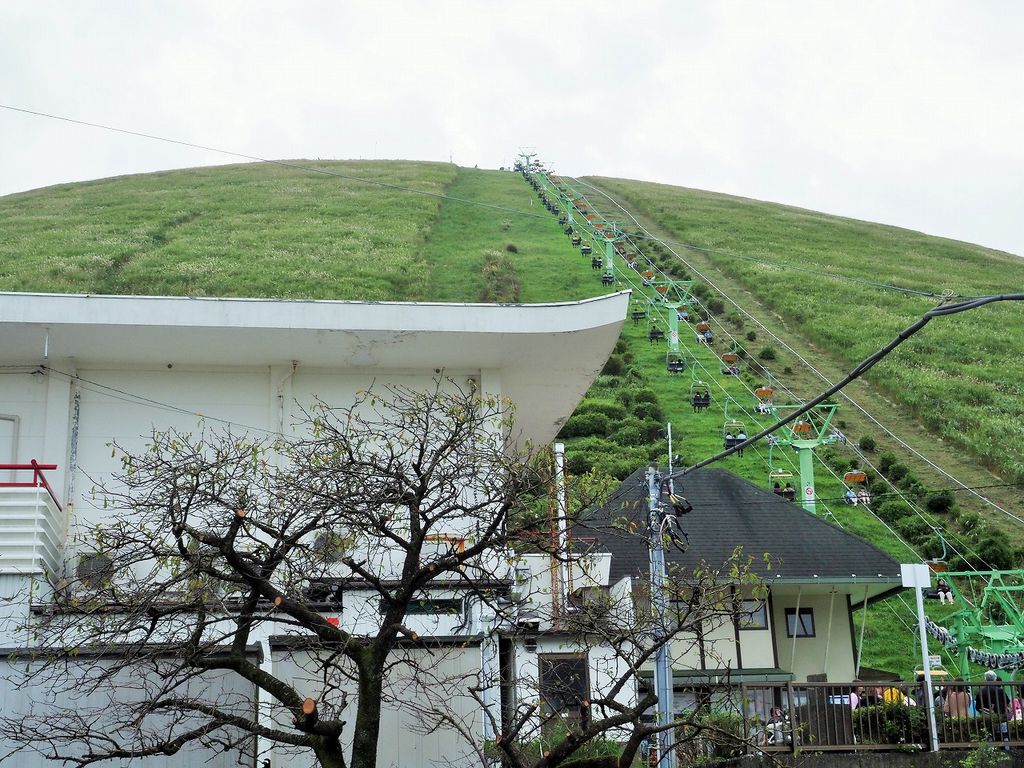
[{"left": 902, "top": 563, "right": 939, "bottom": 752}]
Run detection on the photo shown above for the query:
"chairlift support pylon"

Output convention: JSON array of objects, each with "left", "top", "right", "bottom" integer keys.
[{"left": 768, "top": 402, "right": 840, "bottom": 514}]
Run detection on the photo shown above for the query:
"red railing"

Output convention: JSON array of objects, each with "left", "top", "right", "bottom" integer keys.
[{"left": 0, "top": 460, "right": 62, "bottom": 511}]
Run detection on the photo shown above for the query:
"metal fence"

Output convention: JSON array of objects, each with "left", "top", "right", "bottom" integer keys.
[{"left": 732, "top": 681, "right": 1024, "bottom": 752}]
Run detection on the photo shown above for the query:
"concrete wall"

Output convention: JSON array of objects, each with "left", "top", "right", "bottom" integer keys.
[{"left": 272, "top": 644, "right": 482, "bottom": 768}]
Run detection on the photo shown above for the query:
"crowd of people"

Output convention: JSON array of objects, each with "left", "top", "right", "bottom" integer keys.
[{"left": 752, "top": 672, "right": 1024, "bottom": 747}]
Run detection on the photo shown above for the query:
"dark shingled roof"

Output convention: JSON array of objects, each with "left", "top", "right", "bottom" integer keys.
[{"left": 578, "top": 466, "right": 902, "bottom": 586}]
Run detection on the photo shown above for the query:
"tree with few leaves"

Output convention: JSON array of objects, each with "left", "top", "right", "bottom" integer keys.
[{"left": 1, "top": 381, "right": 765, "bottom": 768}]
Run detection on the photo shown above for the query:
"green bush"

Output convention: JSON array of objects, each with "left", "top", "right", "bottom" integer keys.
[
  {"left": 878, "top": 451, "right": 899, "bottom": 473},
  {"left": 895, "top": 517, "right": 932, "bottom": 545},
  {"left": 852, "top": 703, "right": 927, "bottom": 745},
  {"left": 925, "top": 490, "right": 955, "bottom": 515},
  {"left": 885, "top": 462, "right": 909, "bottom": 483},
  {"left": 876, "top": 500, "right": 915, "bottom": 524},
  {"left": 977, "top": 532, "right": 1015, "bottom": 569},
  {"left": 957, "top": 511, "right": 981, "bottom": 533},
  {"left": 858, "top": 435, "right": 877, "bottom": 452},
  {"left": 632, "top": 401, "right": 664, "bottom": 423},
  {"left": 611, "top": 420, "right": 646, "bottom": 447},
  {"left": 478, "top": 250, "right": 521, "bottom": 303},
  {"left": 746, "top": 330, "right": 757, "bottom": 342},
  {"left": 576, "top": 399, "right": 628, "bottom": 420},
  {"left": 634, "top": 388, "right": 659, "bottom": 405},
  {"left": 560, "top": 412, "right": 610, "bottom": 439},
  {"left": 601, "top": 355, "right": 625, "bottom": 376},
  {"left": 758, "top": 346, "right": 777, "bottom": 361}
]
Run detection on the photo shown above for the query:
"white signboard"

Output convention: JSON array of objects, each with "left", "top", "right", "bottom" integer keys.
[{"left": 901, "top": 562, "right": 931, "bottom": 588}]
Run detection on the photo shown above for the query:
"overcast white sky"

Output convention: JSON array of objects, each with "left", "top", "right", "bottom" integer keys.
[{"left": 3, "top": 1, "right": 1022, "bottom": 256}]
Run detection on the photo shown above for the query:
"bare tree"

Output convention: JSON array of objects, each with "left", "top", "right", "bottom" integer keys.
[{"left": 1, "top": 381, "right": 766, "bottom": 768}]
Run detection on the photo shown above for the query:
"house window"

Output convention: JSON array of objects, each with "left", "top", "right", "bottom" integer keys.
[
  {"left": 378, "top": 598, "right": 463, "bottom": 615},
  {"left": 539, "top": 654, "right": 590, "bottom": 720},
  {"left": 785, "top": 607, "right": 815, "bottom": 637},
  {"left": 738, "top": 599, "right": 768, "bottom": 630}
]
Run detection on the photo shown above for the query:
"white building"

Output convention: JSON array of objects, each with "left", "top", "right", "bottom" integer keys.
[{"left": 0, "top": 290, "right": 630, "bottom": 768}]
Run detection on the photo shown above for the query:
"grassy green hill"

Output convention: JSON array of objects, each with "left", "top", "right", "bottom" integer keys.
[
  {"left": 3, "top": 159, "right": 1020, "bottom": 678},
  {"left": 584, "top": 177, "right": 1024, "bottom": 486}
]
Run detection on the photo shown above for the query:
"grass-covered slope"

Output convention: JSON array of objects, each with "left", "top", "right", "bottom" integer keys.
[
  {"left": 1, "top": 160, "right": 458, "bottom": 299},
  {"left": 584, "top": 177, "right": 1024, "bottom": 486},
  {"left": 0, "top": 161, "right": 596, "bottom": 306}
]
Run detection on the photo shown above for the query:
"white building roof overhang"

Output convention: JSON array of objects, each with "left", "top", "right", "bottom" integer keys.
[{"left": 0, "top": 290, "right": 631, "bottom": 446}]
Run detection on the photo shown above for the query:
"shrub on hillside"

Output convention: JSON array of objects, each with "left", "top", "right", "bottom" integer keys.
[
  {"left": 611, "top": 421, "right": 646, "bottom": 447},
  {"left": 885, "top": 462, "right": 909, "bottom": 483},
  {"left": 576, "top": 400, "right": 628, "bottom": 421},
  {"left": 505, "top": 243, "right": 518, "bottom": 253},
  {"left": 876, "top": 500, "right": 915, "bottom": 524},
  {"left": 707, "top": 299, "right": 725, "bottom": 315},
  {"left": 647, "top": 440, "right": 670, "bottom": 462},
  {"left": 925, "top": 490, "right": 955, "bottom": 515},
  {"left": 957, "top": 511, "right": 980, "bottom": 533},
  {"left": 633, "top": 389, "right": 659, "bottom": 405},
  {"left": 632, "top": 401, "right": 664, "bottom": 423},
  {"left": 601, "top": 356, "right": 625, "bottom": 376},
  {"left": 878, "top": 452, "right": 899, "bottom": 473},
  {"left": 977, "top": 533, "right": 1015, "bottom": 570},
  {"left": 478, "top": 251, "right": 521, "bottom": 303},
  {"left": 858, "top": 435, "right": 877, "bottom": 452},
  {"left": 746, "top": 331, "right": 757, "bottom": 342},
  {"left": 559, "top": 412, "right": 610, "bottom": 439},
  {"left": 592, "top": 447, "right": 652, "bottom": 480},
  {"left": 895, "top": 517, "right": 932, "bottom": 545},
  {"left": 758, "top": 347, "right": 777, "bottom": 361},
  {"left": 899, "top": 477, "right": 927, "bottom": 502}
]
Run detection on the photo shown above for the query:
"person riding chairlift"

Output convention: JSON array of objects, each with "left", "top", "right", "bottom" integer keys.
[{"left": 782, "top": 483, "right": 796, "bottom": 502}]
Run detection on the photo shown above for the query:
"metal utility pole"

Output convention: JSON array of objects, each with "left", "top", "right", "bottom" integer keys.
[
  {"left": 647, "top": 465, "right": 675, "bottom": 768},
  {"left": 902, "top": 563, "right": 940, "bottom": 752}
]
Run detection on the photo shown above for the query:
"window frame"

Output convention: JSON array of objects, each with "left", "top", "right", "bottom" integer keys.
[
  {"left": 378, "top": 597, "right": 464, "bottom": 616},
  {"left": 538, "top": 653, "right": 591, "bottom": 721},
  {"left": 738, "top": 599, "right": 769, "bottom": 630},
  {"left": 784, "top": 607, "right": 815, "bottom": 638}
]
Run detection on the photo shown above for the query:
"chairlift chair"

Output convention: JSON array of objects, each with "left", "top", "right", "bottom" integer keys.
[
  {"left": 666, "top": 353, "right": 687, "bottom": 374},
  {"left": 580, "top": 243, "right": 592, "bottom": 256},
  {"left": 689, "top": 381, "right": 711, "bottom": 412},
  {"left": 755, "top": 387, "right": 775, "bottom": 414},
  {"left": 723, "top": 418, "right": 745, "bottom": 449}
]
